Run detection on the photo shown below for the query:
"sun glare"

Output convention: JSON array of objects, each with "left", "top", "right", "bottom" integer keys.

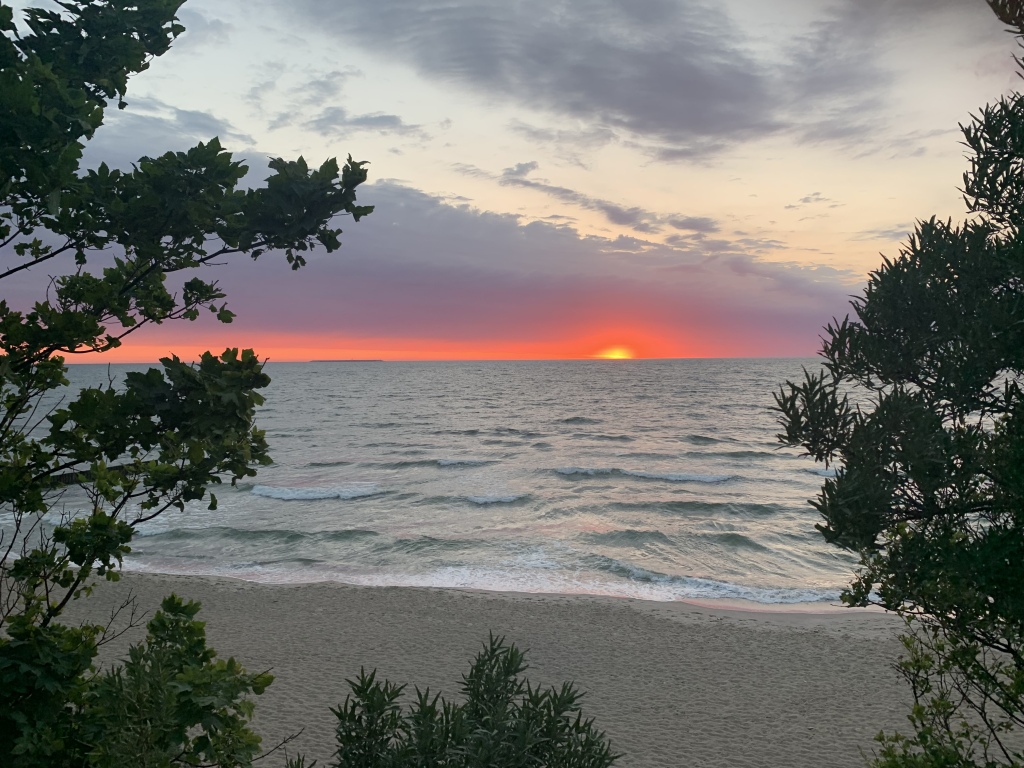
[{"left": 595, "top": 346, "right": 634, "bottom": 360}]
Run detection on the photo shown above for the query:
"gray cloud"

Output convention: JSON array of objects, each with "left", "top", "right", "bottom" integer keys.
[
  {"left": 296, "top": 69, "right": 362, "bottom": 106},
  {"left": 255, "top": 68, "right": 375, "bottom": 132},
  {"left": 305, "top": 106, "right": 426, "bottom": 139},
  {"left": 781, "top": 0, "right": 1009, "bottom": 149},
  {"left": 285, "top": 0, "right": 779, "bottom": 158},
  {"left": 668, "top": 217, "right": 719, "bottom": 233},
  {"left": 281, "top": 0, "right": 1007, "bottom": 160},
  {"left": 80, "top": 97, "right": 255, "bottom": 170},
  {"left": 491, "top": 162, "right": 720, "bottom": 235},
  {"left": 488, "top": 162, "right": 659, "bottom": 230},
  {"left": 503, "top": 161, "right": 539, "bottom": 178}
]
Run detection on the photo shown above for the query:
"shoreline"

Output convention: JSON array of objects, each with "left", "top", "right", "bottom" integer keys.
[
  {"left": 63, "top": 572, "right": 910, "bottom": 768},
  {"left": 119, "top": 561, "right": 852, "bottom": 614}
]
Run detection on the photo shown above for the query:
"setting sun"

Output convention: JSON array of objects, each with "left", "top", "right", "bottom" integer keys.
[{"left": 594, "top": 346, "right": 635, "bottom": 360}]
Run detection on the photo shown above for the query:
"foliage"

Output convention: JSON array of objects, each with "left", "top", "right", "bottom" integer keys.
[
  {"left": 1, "top": 594, "right": 273, "bottom": 767},
  {"left": 291, "top": 634, "right": 618, "bottom": 768},
  {"left": 775, "top": 2, "right": 1024, "bottom": 765},
  {"left": 0, "top": 0, "right": 371, "bottom": 764}
]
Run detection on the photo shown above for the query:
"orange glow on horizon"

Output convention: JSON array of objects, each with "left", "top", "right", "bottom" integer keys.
[
  {"left": 593, "top": 346, "right": 635, "bottom": 360},
  {"left": 57, "top": 323, "right": 804, "bottom": 364}
]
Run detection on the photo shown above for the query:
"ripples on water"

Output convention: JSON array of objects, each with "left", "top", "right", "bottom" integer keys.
[{"left": 58, "top": 359, "right": 855, "bottom": 603}]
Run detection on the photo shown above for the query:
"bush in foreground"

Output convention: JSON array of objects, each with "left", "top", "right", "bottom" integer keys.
[{"left": 286, "top": 634, "right": 618, "bottom": 768}]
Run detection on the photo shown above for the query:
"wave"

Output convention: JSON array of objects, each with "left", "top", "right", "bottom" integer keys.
[
  {"left": 610, "top": 500, "right": 790, "bottom": 517},
  {"left": 587, "top": 555, "right": 840, "bottom": 603},
  {"left": 702, "top": 531, "right": 770, "bottom": 552},
  {"left": 367, "top": 459, "right": 444, "bottom": 469},
  {"left": 555, "top": 466, "right": 617, "bottom": 477},
  {"left": 251, "top": 484, "right": 382, "bottom": 501},
  {"left": 465, "top": 494, "right": 528, "bottom": 505},
  {"left": 560, "top": 416, "right": 602, "bottom": 424},
  {"left": 437, "top": 459, "right": 496, "bottom": 467},
  {"left": 123, "top": 555, "right": 843, "bottom": 605},
  {"left": 574, "top": 433, "right": 634, "bottom": 442},
  {"left": 493, "top": 427, "right": 547, "bottom": 438},
  {"left": 682, "top": 434, "right": 738, "bottom": 445},
  {"left": 804, "top": 467, "right": 838, "bottom": 478},
  {"left": 383, "top": 536, "right": 486, "bottom": 555},
  {"left": 555, "top": 467, "right": 736, "bottom": 483},
  {"left": 682, "top": 450, "right": 773, "bottom": 459},
  {"left": 134, "top": 525, "right": 380, "bottom": 543},
  {"left": 615, "top": 451, "right": 679, "bottom": 460},
  {"left": 299, "top": 562, "right": 838, "bottom": 604},
  {"left": 624, "top": 469, "right": 735, "bottom": 483},
  {"left": 584, "top": 529, "right": 674, "bottom": 547},
  {"left": 306, "top": 460, "right": 354, "bottom": 468}
]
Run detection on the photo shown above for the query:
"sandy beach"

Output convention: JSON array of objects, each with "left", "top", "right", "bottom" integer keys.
[{"left": 63, "top": 574, "right": 911, "bottom": 768}]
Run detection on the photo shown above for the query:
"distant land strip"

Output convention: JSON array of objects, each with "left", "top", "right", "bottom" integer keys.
[{"left": 310, "top": 359, "right": 384, "bottom": 362}]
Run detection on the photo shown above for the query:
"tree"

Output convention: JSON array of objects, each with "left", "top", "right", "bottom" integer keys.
[
  {"left": 0, "top": 1, "right": 371, "bottom": 764},
  {"left": 290, "top": 635, "right": 618, "bottom": 768},
  {"left": 775, "top": 2, "right": 1024, "bottom": 765}
]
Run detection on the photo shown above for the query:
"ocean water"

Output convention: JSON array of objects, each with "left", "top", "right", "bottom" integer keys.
[{"left": 54, "top": 359, "right": 856, "bottom": 604}]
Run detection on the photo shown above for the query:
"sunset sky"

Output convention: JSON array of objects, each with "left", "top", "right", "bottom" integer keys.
[{"left": 9, "top": 0, "right": 1021, "bottom": 361}]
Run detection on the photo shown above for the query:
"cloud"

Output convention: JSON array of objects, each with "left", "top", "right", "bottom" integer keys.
[
  {"left": 80, "top": 97, "right": 256, "bottom": 170},
  {"left": 668, "top": 217, "right": 719, "bottom": 233},
  {"left": 284, "top": 0, "right": 779, "bottom": 158},
  {"left": 279, "top": 0, "right": 1006, "bottom": 161},
  {"left": 502, "top": 161, "right": 539, "bottom": 178},
  {"left": 784, "top": 192, "right": 842, "bottom": 211},
  {"left": 779, "top": 0, "right": 1008, "bottom": 150},
  {"left": 134, "top": 178, "right": 856, "bottom": 357},
  {"left": 488, "top": 162, "right": 720, "bottom": 235},
  {"left": 496, "top": 162, "right": 658, "bottom": 230},
  {"left": 305, "top": 106, "right": 426, "bottom": 139},
  {"left": 174, "top": 8, "right": 232, "bottom": 50}
]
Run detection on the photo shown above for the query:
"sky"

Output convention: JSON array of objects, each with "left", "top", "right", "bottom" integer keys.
[{"left": 9, "top": 0, "right": 1022, "bottom": 361}]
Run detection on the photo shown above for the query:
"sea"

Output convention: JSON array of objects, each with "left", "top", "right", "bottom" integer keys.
[{"left": 54, "top": 359, "right": 856, "bottom": 605}]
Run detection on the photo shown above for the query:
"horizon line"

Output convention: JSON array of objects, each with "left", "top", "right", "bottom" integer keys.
[{"left": 62, "top": 354, "right": 820, "bottom": 365}]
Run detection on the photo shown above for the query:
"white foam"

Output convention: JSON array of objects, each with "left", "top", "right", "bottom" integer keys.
[
  {"left": 251, "top": 484, "right": 382, "bottom": 501},
  {"left": 119, "top": 550, "right": 843, "bottom": 605},
  {"left": 465, "top": 494, "right": 527, "bottom": 504},
  {"left": 286, "top": 565, "right": 840, "bottom": 604}
]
